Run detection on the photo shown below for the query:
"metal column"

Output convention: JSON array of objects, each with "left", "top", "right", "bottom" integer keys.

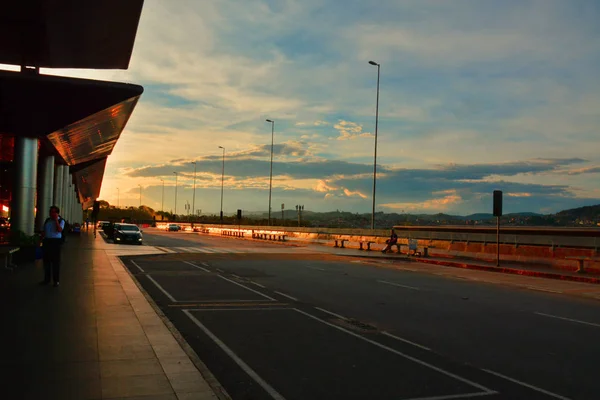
[
  {"left": 11, "top": 137, "right": 38, "bottom": 236},
  {"left": 53, "top": 165, "right": 64, "bottom": 212},
  {"left": 62, "top": 172, "right": 71, "bottom": 221},
  {"left": 35, "top": 155, "right": 55, "bottom": 231}
]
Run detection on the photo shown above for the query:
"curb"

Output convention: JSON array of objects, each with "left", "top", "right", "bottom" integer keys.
[{"left": 333, "top": 252, "right": 600, "bottom": 285}]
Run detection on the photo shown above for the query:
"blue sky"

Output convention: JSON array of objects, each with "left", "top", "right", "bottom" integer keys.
[{"left": 10, "top": 0, "right": 600, "bottom": 215}]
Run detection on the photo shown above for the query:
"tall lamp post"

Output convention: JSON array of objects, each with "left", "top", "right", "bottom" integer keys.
[
  {"left": 116, "top": 187, "right": 120, "bottom": 209},
  {"left": 368, "top": 60, "right": 380, "bottom": 230},
  {"left": 138, "top": 184, "right": 142, "bottom": 207},
  {"left": 266, "top": 119, "right": 275, "bottom": 225},
  {"left": 160, "top": 179, "right": 164, "bottom": 219},
  {"left": 173, "top": 172, "right": 178, "bottom": 219},
  {"left": 218, "top": 146, "right": 225, "bottom": 225},
  {"left": 191, "top": 161, "right": 197, "bottom": 224}
]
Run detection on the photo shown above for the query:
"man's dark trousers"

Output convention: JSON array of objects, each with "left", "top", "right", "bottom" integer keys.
[{"left": 43, "top": 238, "right": 62, "bottom": 283}]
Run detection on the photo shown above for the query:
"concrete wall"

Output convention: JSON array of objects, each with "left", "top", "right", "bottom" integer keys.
[{"left": 164, "top": 222, "right": 600, "bottom": 272}]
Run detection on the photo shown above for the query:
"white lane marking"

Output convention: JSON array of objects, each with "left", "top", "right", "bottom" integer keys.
[
  {"left": 293, "top": 308, "right": 495, "bottom": 393},
  {"left": 526, "top": 286, "right": 563, "bottom": 294},
  {"left": 218, "top": 275, "right": 277, "bottom": 301},
  {"left": 146, "top": 275, "right": 177, "bottom": 302},
  {"left": 249, "top": 281, "right": 266, "bottom": 289},
  {"left": 216, "top": 268, "right": 224, "bottom": 273},
  {"left": 306, "top": 266, "right": 326, "bottom": 271},
  {"left": 274, "top": 291, "right": 299, "bottom": 301},
  {"left": 378, "top": 280, "right": 420, "bottom": 291},
  {"left": 381, "top": 331, "right": 431, "bottom": 351},
  {"left": 534, "top": 312, "right": 600, "bottom": 328},
  {"left": 176, "top": 299, "right": 266, "bottom": 303},
  {"left": 401, "top": 391, "right": 496, "bottom": 400},
  {"left": 201, "top": 262, "right": 210, "bottom": 267},
  {"left": 231, "top": 274, "right": 242, "bottom": 279},
  {"left": 314, "top": 307, "right": 348, "bottom": 320},
  {"left": 183, "top": 310, "right": 286, "bottom": 400},
  {"left": 188, "top": 308, "right": 292, "bottom": 311},
  {"left": 182, "top": 261, "right": 210, "bottom": 273},
  {"left": 481, "top": 368, "right": 572, "bottom": 400},
  {"left": 131, "top": 260, "right": 145, "bottom": 273}
]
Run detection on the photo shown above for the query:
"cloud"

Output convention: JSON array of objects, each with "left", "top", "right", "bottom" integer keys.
[
  {"left": 381, "top": 190, "right": 462, "bottom": 212},
  {"left": 333, "top": 120, "right": 373, "bottom": 140},
  {"left": 566, "top": 166, "right": 600, "bottom": 175},
  {"left": 343, "top": 188, "right": 368, "bottom": 199}
]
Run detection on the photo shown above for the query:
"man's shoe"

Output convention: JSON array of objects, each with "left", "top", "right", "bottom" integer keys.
[
  {"left": 53, "top": 282, "right": 60, "bottom": 287},
  {"left": 39, "top": 280, "right": 50, "bottom": 285}
]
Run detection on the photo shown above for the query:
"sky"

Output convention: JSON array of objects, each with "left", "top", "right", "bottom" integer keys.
[{"left": 6, "top": 0, "right": 600, "bottom": 216}]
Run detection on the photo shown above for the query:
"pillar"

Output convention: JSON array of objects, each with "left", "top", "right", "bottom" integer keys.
[
  {"left": 53, "top": 165, "right": 64, "bottom": 212},
  {"left": 62, "top": 170, "right": 71, "bottom": 220},
  {"left": 35, "top": 155, "right": 55, "bottom": 231},
  {"left": 11, "top": 137, "right": 38, "bottom": 236}
]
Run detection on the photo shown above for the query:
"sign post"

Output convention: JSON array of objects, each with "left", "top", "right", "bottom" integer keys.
[{"left": 493, "top": 190, "right": 503, "bottom": 267}]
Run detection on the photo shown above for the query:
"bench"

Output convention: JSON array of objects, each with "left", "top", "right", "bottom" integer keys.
[
  {"left": 565, "top": 256, "right": 600, "bottom": 274},
  {"left": 251, "top": 232, "right": 285, "bottom": 241},
  {"left": 0, "top": 246, "right": 20, "bottom": 270},
  {"left": 334, "top": 239, "right": 348, "bottom": 248},
  {"left": 359, "top": 241, "right": 375, "bottom": 251}
]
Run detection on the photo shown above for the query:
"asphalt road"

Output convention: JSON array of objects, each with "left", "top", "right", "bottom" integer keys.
[{"left": 122, "top": 229, "right": 600, "bottom": 400}]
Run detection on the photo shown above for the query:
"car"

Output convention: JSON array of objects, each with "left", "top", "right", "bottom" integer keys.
[
  {"left": 166, "top": 223, "right": 181, "bottom": 232},
  {"left": 98, "top": 221, "right": 111, "bottom": 229},
  {"left": 113, "top": 223, "right": 143, "bottom": 245}
]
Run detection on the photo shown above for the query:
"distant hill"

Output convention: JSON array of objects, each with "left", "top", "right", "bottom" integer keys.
[{"left": 555, "top": 204, "right": 600, "bottom": 220}]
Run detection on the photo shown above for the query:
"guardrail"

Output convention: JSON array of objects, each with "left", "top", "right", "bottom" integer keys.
[{"left": 392, "top": 226, "right": 600, "bottom": 250}]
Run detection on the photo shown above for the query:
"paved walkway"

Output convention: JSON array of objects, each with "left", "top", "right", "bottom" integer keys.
[{"left": 0, "top": 230, "right": 221, "bottom": 400}]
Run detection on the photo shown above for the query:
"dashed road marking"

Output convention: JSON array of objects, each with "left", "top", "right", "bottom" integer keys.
[
  {"left": 217, "top": 275, "right": 277, "bottom": 301},
  {"left": 182, "top": 261, "right": 210, "bottom": 273},
  {"left": 378, "top": 280, "right": 420, "bottom": 291},
  {"left": 534, "top": 312, "right": 600, "bottom": 328}
]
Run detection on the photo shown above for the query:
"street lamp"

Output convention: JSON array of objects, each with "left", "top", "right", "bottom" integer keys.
[
  {"left": 218, "top": 146, "right": 225, "bottom": 224},
  {"left": 191, "top": 161, "right": 197, "bottom": 225},
  {"left": 368, "top": 60, "right": 380, "bottom": 230},
  {"left": 138, "top": 184, "right": 142, "bottom": 207},
  {"left": 173, "top": 172, "right": 178, "bottom": 218},
  {"left": 116, "top": 187, "right": 119, "bottom": 208},
  {"left": 266, "top": 119, "right": 275, "bottom": 226},
  {"left": 160, "top": 179, "right": 164, "bottom": 218}
]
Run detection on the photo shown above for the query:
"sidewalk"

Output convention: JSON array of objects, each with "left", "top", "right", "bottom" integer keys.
[
  {"left": 0, "top": 230, "right": 222, "bottom": 400},
  {"left": 306, "top": 244, "right": 600, "bottom": 285}
]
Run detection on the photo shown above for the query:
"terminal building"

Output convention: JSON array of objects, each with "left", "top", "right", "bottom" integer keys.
[{"left": 0, "top": 1, "right": 144, "bottom": 238}]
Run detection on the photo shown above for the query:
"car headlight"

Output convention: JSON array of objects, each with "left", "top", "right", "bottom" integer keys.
[
  {"left": 116, "top": 237, "right": 121, "bottom": 241},
  {"left": 138, "top": 238, "right": 143, "bottom": 241}
]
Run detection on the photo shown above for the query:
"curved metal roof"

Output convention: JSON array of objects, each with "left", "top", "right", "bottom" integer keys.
[{"left": 0, "top": 70, "right": 143, "bottom": 208}]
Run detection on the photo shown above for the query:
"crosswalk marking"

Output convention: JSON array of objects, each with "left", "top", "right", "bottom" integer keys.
[{"left": 154, "top": 246, "right": 302, "bottom": 255}]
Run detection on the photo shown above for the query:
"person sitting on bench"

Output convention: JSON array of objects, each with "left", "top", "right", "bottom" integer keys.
[{"left": 382, "top": 229, "right": 398, "bottom": 253}]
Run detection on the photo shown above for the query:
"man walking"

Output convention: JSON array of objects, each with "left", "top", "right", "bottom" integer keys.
[{"left": 40, "top": 205, "right": 65, "bottom": 287}]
